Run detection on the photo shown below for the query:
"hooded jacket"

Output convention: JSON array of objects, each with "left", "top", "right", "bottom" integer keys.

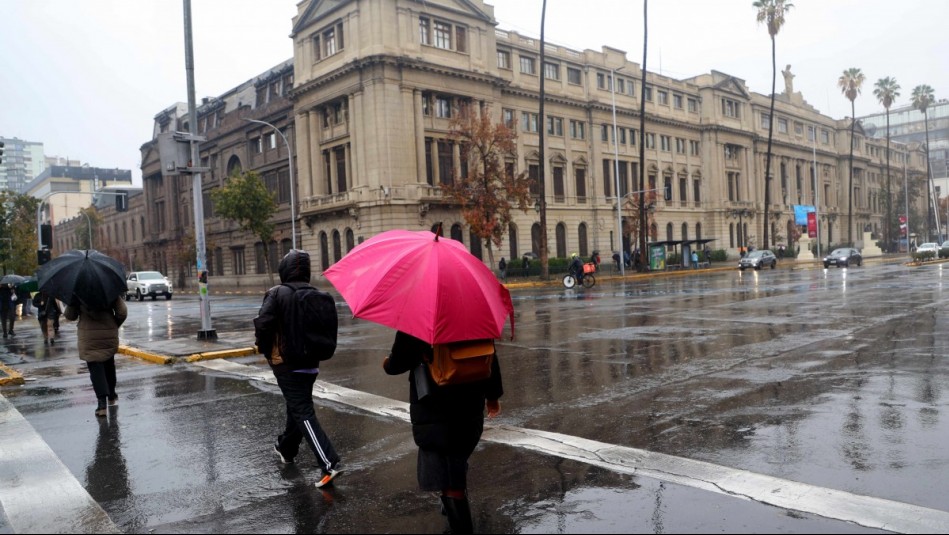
[
  {"left": 64, "top": 297, "right": 128, "bottom": 362},
  {"left": 254, "top": 249, "right": 317, "bottom": 373}
]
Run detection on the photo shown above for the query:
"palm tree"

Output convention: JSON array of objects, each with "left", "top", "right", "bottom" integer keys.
[
  {"left": 873, "top": 76, "right": 900, "bottom": 250},
  {"left": 753, "top": 0, "right": 793, "bottom": 250},
  {"left": 637, "top": 0, "right": 649, "bottom": 269},
  {"left": 838, "top": 67, "right": 865, "bottom": 246},
  {"left": 538, "top": 0, "right": 549, "bottom": 279},
  {"left": 911, "top": 84, "right": 935, "bottom": 242}
]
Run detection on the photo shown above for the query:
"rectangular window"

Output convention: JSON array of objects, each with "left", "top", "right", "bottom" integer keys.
[
  {"left": 502, "top": 108, "right": 515, "bottom": 128},
  {"left": 547, "top": 116, "right": 563, "bottom": 136},
  {"left": 602, "top": 159, "right": 612, "bottom": 197},
  {"left": 521, "top": 112, "right": 539, "bottom": 133},
  {"left": 597, "top": 72, "right": 606, "bottom": 89},
  {"left": 232, "top": 247, "right": 246, "bottom": 275},
  {"left": 268, "top": 133, "right": 277, "bottom": 150},
  {"left": 569, "top": 120, "right": 585, "bottom": 140},
  {"left": 567, "top": 67, "right": 582, "bottom": 85},
  {"left": 794, "top": 122, "right": 804, "bottom": 135},
  {"left": 821, "top": 129, "right": 830, "bottom": 144},
  {"left": 626, "top": 80, "right": 635, "bottom": 96},
  {"left": 436, "top": 96, "right": 452, "bottom": 118},
  {"left": 679, "top": 176, "right": 687, "bottom": 202},
  {"left": 425, "top": 138, "right": 434, "bottom": 185},
  {"left": 312, "top": 35, "right": 322, "bottom": 61},
  {"left": 687, "top": 98, "right": 698, "bottom": 112},
  {"left": 438, "top": 141, "right": 453, "bottom": 185},
  {"left": 629, "top": 128, "right": 637, "bottom": 146},
  {"left": 520, "top": 56, "right": 536, "bottom": 75},
  {"left": 643, "top": 86, "right": 652, "bottom": 101},
  {"left": 673, "top": 94, "right": 683, "bottom": 109},
  {"left": 807, "top": 125, "right": 816, "bottom": 141},
  {"left": 646, "top": 133, "right": 656, "bottom": 149},
  {"left": 693, "top": 179, "right": 701, "bottom": 204},
  {"left": 616, "top": 78, "right": 625, "bottom": 93},
  {"left": 497, "top": 50, "right": 511, "bottom": 69},
  {"left": 761, "top": 113, "right": 771, "bottom": 129},
  {"left": 618, "top": 161, "right": 629, "bottom": 197},
  {"left": 553, "top": 167, "right": 565, "bottom": 202},
  {"left": 575, "top": 168, "right": 586, "bottom": 202},
  {"left": 252, "top": 138, "right": 262, "bottom": 154},
  {"left": 334, "top": 146, "right": 348, "bottom": 192},
  {"left": 324, "top": 27, "right": 337, "bottom": 56},
  {"left": 544, "top": 62, "right": 560, "bottom": 81},
  {"left": 619, "top": 128, "right": 626, "bottom": 145},
  {"left": 455, "top": 26, "right": 467, "bottom": 53},
  {"left": 660, "top": 135, "right": 671, "bottom": 152},
  {"left": 675, "top": 138, "right": 686, "bottom": 154},
  {"left": 529, "top": 164, "right": 540, "bottom": 195},
  {"left": 658, "top": 90, "right": 669, "bottom": 105},
  {"left": 722, "top": 98, "right": 740, "bottom": 118},
  {"left": 778, "top": 118, "right": 788, "bottom": 134},
  {"left": 419, "top": 17, "right": 430, "bottom": 45},
  {"left": 601, "top": 124, "right": 609, "bottom": 142},
  {"left": 434, "top": 21, "right": 452, "bottom": 49}
]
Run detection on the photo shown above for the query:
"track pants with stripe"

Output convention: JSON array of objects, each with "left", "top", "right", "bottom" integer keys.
[{"left": 274, "top": 371, "right": 340, "bottom": 472}]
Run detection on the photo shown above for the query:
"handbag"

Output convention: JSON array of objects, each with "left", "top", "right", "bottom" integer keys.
[{"left": 412, "top": 360, "right": 437, "bottom": 401}]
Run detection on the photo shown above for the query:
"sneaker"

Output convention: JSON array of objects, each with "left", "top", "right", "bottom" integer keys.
[
  {"left": 108, "top": 394, "right": 118, "bottom": 406},
  {"left": 95, "top": 399, "right": 107, "bottom": 417},
  {"left": 273, "top": 444, "right": 293, "bottom": 464},
  {"left": 314, "top": 467, "right": 343, "bottom": 488}
]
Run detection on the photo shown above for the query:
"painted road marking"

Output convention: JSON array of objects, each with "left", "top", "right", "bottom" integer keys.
[
  {"left": 0, "top": 394, "right": 120, "bottom": 534},
  {"left": 198, "top": 358, "right": 949, "bottom": 534}
]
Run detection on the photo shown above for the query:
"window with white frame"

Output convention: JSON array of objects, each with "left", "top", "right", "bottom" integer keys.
[
  {"left": 687, "top": 98, "right": 698, "bottom": 112},
  {"left": 761, "top": 113, "right": 771, "bottom": 129},
  {"left": 419, "top": 16, "right": 466, "bottom": 52},
  {"left": 660, "top": 135, "right": 671, "bottom": 151},
  {"left": 690, "top": 140, "right": 700, "bottom": 156},
  {"left": 547, "top": 116, "right": 563, "bottom": 136},
  {"left": 312, "top": 20, "right": 345, "bottom": 61},
  {"left": 778, "top": 118, "right": 788, "bottom": 134},
  {"left": 644, "top": 86, "right": 652, "bottom": 101},
  {"left": 658, "top": 90, "right": 669, "bottom": 105},
  {"left": 626, "top": 79, "right": 636, "bottom": 96},
  {"left": 436, "top": 96, "right": 452, "bottom": 118},
  {"left": 597, "top": 72, "right": 606, "bottom": 89},
  {"left": 601, "top": 124, "right": 609, "bottom": 142},
  {"left": 821, "top": 129, "right": 830, "bottom": 144},
  {"left": 569, "top": 120, "right": 585, "bottom": 139},
  {"left": 646, "top": 133, "right": 656, "bottom": 149},
  {"left": 675, "top": 138, "right": 686, "bottom": 154},
  {"left": 502, "top": 108, "right": 515, "bottom": 128}
]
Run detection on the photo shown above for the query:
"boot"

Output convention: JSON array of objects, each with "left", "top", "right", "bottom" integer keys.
[
  {"left": 440, "top": 495, "right": 473, "bottom": 534},
  {"left": 95, "top": 397, "right": 108, "bottom": 417}
]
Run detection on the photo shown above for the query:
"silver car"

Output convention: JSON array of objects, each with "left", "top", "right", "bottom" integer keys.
[{"left": 738, "top": 250, "right": 777, "bottom": 271}]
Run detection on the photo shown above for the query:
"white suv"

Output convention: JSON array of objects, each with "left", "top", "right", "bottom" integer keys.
[{"left": 126, "top": 271, "right": 173, "bottom": 301}]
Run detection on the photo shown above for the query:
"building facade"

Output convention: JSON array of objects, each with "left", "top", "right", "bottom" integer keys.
[
  {"left": 122, "top": 0, "right": 930, "bottom": 290},
  {"left": 0, "top": 137, "right": 45, "bottom": 193}
]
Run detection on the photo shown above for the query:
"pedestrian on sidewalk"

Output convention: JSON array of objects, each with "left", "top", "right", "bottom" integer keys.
[
  {"left": 64, "top": 295, "right": 128, "bottom": 417},
  {"left": 33, "top": 291, "right": 62, "bottom": 345},
  {"left": 15, "top": 284, "right": 33, "bottom": 318},
  {"left": 0, "top": 283, "right": 16, "bottom": 338},
  {"left": 498, "top": 257, "right": 507, "bottom": 281},
  {"left": 254, "top": 249, "right": 343, "bottom": 489},
  {"left": 383, "top": 331, "right": 503, "bottom": 534}
]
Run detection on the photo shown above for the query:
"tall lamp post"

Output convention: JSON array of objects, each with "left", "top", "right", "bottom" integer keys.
[
  {"left": 245, "top": 119, "right": 297, "bottom": 250},
  {"left": 610, "top": 66, "right": 626, "bottom": 276}
]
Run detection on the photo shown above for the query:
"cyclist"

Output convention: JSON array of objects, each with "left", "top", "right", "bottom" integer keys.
[{"left": 568, "top": 253, "right": 584, "bottom": 283}]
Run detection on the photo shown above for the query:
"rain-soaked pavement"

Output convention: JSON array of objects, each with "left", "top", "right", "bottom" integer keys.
[{"left": 2, "top": 259, "right": 949, "bottom": 533}]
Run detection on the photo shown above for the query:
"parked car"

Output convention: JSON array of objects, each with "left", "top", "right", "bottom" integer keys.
[
  {"left": 823, "top": 248, "right": 862, "bottom": 268},
  {"left": 738, "top": 249, "right": 777, "bottom": 271},
  {"left": 126, "top": 271, "right": 173, "bottom": 301},
  {"left": 916, "top": 242, "right": 940, "bottom": 257}
]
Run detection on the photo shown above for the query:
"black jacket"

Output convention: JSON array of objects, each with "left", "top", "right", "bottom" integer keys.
[
  {"left": 254, "top": 249, "right": 317, "bottom": 374},
  {"left": 384, "top": 331, "right": 503, "bottom": 452}
]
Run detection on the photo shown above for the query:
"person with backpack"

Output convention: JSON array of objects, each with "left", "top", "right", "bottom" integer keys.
[
  {"left": 383, "top": 332, "right": 503, "bottom": 534},
  {"left": 254, "top": 249, "right": 343, "bottom": 489}
]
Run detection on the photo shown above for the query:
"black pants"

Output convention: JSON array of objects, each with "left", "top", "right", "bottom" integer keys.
[
  {"left": 87, "top": 357, "right": 117, "bottom": 400},
  {"left": 274, "top": 371, "right": 340, "bottom": 472},
  {"left": 1, "top": 309, "right": 15, "bottom": 335}
]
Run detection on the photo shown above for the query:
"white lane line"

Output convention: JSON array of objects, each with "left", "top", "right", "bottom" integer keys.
[
  {"left": 196, "top": 359, "right": 949, "bottom": 534},
  {"left": 0, "top": 394, "right": 121, "bottom": 534}
]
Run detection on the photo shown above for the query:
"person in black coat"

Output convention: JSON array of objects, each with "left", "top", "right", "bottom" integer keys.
[
  {"left": 0, "top": 284, "right": 16, "bottom": 338},
  {"left": 34, "top": 291, "right": 62, "bottom": 345},
  {"left": 383, "top": 331, "right": 503, "bottom": 534}
]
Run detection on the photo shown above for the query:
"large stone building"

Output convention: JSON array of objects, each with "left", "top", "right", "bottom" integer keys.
[{"left": 125, "top": 0, "right": 929, "bottom": 290}]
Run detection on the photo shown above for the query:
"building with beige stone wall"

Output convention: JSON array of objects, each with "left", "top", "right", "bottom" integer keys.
[{"left": 290, "top": 0, "right": 928, "bottom": 272}]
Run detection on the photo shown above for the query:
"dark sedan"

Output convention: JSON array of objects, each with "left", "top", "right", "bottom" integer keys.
[
  {"left": 823, "top": 248, "right": 862, "bottom": 268},
  {"left": 738, "top": 249, "right": 778, "bottom": 270}
]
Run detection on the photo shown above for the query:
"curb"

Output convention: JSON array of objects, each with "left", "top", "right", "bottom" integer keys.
[
  {"left": 0, "top": 363, "right": 25, "bottom": 386},
  {"left": 183, "top": 347, "right": 259, "bottom": 363},
  {"left": 118, "top": 345, "right": 177, "bottom": 365}
]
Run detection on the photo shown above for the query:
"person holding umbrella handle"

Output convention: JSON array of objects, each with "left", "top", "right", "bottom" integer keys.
[{"left": 64, "top": 295, "right": 128, "bottom": 417}]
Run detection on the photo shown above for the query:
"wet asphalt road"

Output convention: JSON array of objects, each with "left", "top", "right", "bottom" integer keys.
[{"left": 1, "top": 259, "right": 948, "bottom": 533}]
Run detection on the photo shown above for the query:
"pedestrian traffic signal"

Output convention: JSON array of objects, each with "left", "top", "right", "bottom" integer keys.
[
  {"left": 37, "top": 249, "right": 51, "bottom": 266},
  {"left": 663, "top": 182, "right": 672, "bottom": 201},
  {"left": 40, "top": 224, "right": 52, "bottom": 248}
]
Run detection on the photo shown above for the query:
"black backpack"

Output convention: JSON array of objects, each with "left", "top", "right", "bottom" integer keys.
[{"left": 280, "top": 283, "right": 338, "bottom": 365}]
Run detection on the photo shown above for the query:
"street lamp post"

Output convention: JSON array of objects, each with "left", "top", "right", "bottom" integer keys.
[
  {"left": 245, "top": 119, "right": 297, "bottom": 250},
  {"left": 610, "top": 66, "right": 626, "bottom": 276}
]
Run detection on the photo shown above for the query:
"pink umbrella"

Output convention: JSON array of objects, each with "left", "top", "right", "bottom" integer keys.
[{"left": 323, "top": 229, "right": 514, "bottom": 344}]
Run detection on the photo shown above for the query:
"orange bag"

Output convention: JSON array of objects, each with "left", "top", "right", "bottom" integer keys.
[{"left": 428, "top": 339, "right": 495, "bottom": 386}]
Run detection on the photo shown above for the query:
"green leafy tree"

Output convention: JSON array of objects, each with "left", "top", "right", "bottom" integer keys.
[
  {"left": 838, "top": 67, "right": 865, "bottom": 246},
  {"left": 442, "top": 105, "right": 533, "bottom": 270},
  {"left": 873, "top": 76, "right": 900, "bottom": 249},
  {"left": 210, "top": 170, "right": 277, "bottom": 285},
  {"left": 0, "top": 192, "right": 40, "bottom": 275},
  {"left": 76, "top": 206, "right": 103, "bottom": 250},
  {"left": 911, "top": 84, "right": 936, "bottom": 241},
  {"left": 754, "top": 0, "right": 793, "bottom": 249}
]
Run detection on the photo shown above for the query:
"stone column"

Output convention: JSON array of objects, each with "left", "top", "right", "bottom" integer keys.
[{"left": 308, "top": 109, "right": 323, "bottom": 196}]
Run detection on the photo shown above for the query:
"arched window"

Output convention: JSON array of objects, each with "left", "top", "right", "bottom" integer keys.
[
  {"left": 269, "top": 240, "right": 279, "bottom": 272},
  {"left": 226, "top": 155, "right": 242, "bottom": 176},
  {"left": 319, "top": 232, "right": 329, "bottom": 271},
  {"left": 578, "top": 223, "right": 588, "bottom": 257},
  {"left": 649, "top": 223, "right": 658, "bottom": 241},
  {"left": 555, "top": 223, "right": 567, "bottom": 258},
  {"left": 696, "top": 223, "right": 702, "bottom": 242},
  {"left": 666, "top": 223, "right": 674, "bottom": 243},
  {"left": 255, "top": 242, "right": 267, "bottom": 274},
  {"left": 345, "top": 228, "right": 355, "bottom": 252},
  {"left": 508, "top": 224, "right": 518, "bottom": 259},
  {"left": 771, "top": 222, "right": 778, "bottom": 247},
  {"left": 469, "top": 231, "right": 483, "bottom": 260},
  {"left": 332, "top": 230, "right": 342, "bottom": 263},
  {"left": 743, "top": 223, "right": 748, "bottom": 248},
  {"left": 450, "top": 223, "right": 464, "bottom": 243}
]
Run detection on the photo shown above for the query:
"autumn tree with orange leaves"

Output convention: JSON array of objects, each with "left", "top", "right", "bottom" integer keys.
[{"left": 442, "top": 105, "right": 534, "bottom": 270}]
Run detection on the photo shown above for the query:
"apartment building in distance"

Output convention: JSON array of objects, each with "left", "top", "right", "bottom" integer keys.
[
  {"left": 122, "top": 0, "right": 928, "bottom": 290},
  {"left": 0, "top": 137, "right": 45, "bottom": 193}
]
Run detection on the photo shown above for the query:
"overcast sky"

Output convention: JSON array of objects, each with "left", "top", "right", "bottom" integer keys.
[{"left": 2, "top": 0, "right": 946, "bottom": 186}]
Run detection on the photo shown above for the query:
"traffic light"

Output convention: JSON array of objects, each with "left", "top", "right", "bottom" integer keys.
[
  {"left": 0, "top": 141, "right": 4, "bottom": 164},
  {"left": 663, "top": 182, "right": 672, "bottom": 201},
  {"left": 37, "top": 249, "right": 51, "bottom": 266},
  {"left": 40, "top": 224, "right": 52, "bottom": 249},
  {"left": 115, "top": 190, "right": 128, "bottom": 212}
]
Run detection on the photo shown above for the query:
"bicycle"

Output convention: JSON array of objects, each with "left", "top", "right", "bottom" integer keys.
[{"left": 562, "top": 262, "right": 597, "bottom": 289}]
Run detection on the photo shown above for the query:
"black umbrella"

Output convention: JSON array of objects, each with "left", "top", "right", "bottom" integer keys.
[
  {"left": 37, "top": 250, "right": 126, "bottom": 310},
  {"left": 0, "top": 274, "right": 26, "bottom": 286}
]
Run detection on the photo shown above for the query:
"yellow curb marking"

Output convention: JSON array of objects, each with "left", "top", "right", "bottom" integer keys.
[
  {"left": 0, "top": 363, "right": 25, "bottom": 386},
  {"left": 184, "top": 347, "right": 259, "bottom": 363},
  {"left": 118, "top": 345, "right": 176, "bottom": 365}
]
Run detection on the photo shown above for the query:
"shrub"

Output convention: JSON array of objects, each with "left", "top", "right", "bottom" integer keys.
[
  {"left": 913, "top": 250, "right": 937, "bottom": 262},
  {"left": 711, "top": 249, "right": 728, "bottom": 262}
]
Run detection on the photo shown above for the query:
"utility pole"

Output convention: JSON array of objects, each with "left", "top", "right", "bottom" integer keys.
[{"left": 183, "top": 0, "right": 216, "bottom": 340}]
